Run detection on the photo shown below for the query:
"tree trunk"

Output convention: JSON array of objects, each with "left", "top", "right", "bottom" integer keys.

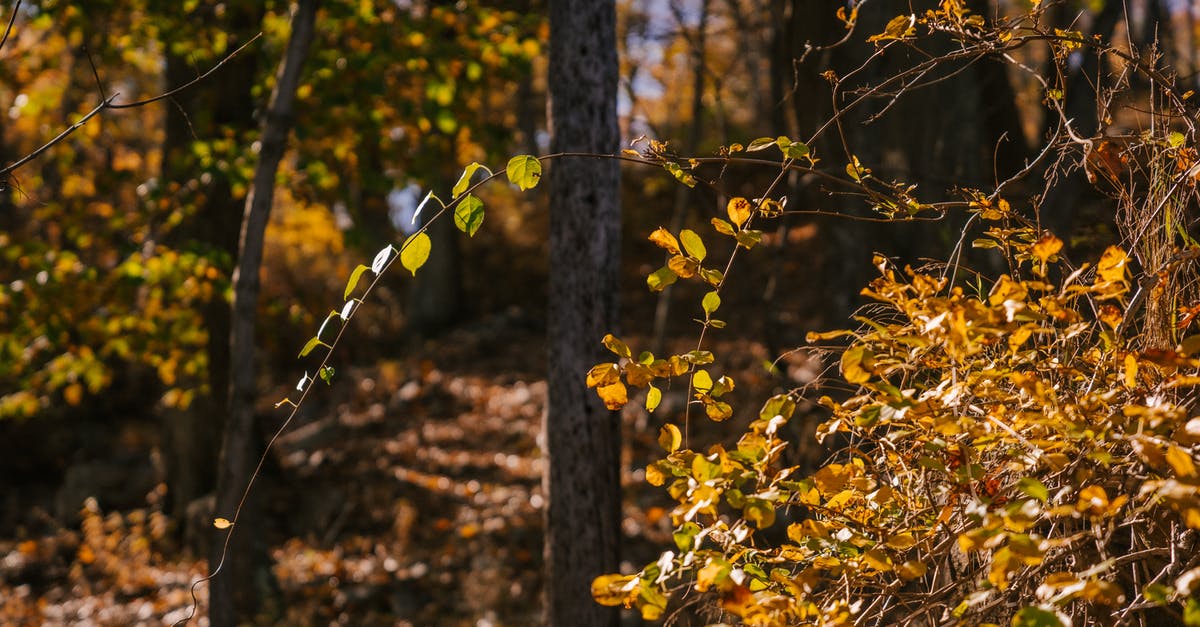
[
  {"left": 159, "top": 4, "right": 261, "bottom": 542},
  {"left": 544, "top": 1, "right": 621, "bottom": 625},
  {"left": 210, "top": 1, "right": 318, "bottom": 624}
]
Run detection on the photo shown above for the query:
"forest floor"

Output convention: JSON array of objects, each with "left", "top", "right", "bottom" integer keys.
[
  {"left": 0, "top": 218, "right": 839, "bottom": 626},
  {"left": 0, "top": 318, "right": 827, "bottom": 626}
]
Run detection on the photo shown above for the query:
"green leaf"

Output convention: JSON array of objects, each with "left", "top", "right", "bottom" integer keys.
[
  {"left": 400, "top": 232, "right": 432, "bottom": 276},
  {"left": 679, "top": 229, "right": 706, "bottom": 261},
  {"left": 1187, "top": 597, "right": 1200, "bottom": 627},
  {"left": 318, "top": 366, "right": 335, "bottom": 385},
  {"left": 699, "top": 268, "right": 723, "bottom": 287},
  {"left": 692, "top": 370, "right": 713, "bottom": 394},
  {"left": 1170, "top": 131, "right": 1187, "bottom": 148},
  {"left": 673, "top": 521, "right": 701, "bottom": 551},
  {"left": 298, "top": 336, "right": 322, "bottom": 358},
  {"left": 702, "top": 291, "right": 721, "bottom": 317},
  {"left": 506, "top": 155, "right": 542, "bottom": 190},
  {"left": 744, "top": 499, "right": 775, "bottom": 529},
  {"left": 1016, "top": 477, "right": 1049, "bottom": 502},
  {"left": 664, "top": 162, "right": 696, "bottom": 187},
  {"left": 1012, "top": 606, "right": 1067, "bottom": 627},
  {"left": 1142, "top": 583, "right": 1172, "bottom": 605},
  {"left": 453, "top": 194, "right": 485, "bottom": 236},
  {"left": 782, "top": 142, "right": 810, "bottom": 160},
  {"left": 647, "top": 266, "right": 678, "bottom": 292},
  {"left": 452, "top": 162, "right": 488, "bottom": 198},
  {"left": 646, "top": 385, "right": 662, "bottom": 412},
  {"left": 746, "top": 137, "right": 777, "bottom": 152},
  {"left": 344, "top": 264, "right": 370, "bottom": 300},
  {"left": 735, "top": 229, "right": 762, "bottom": 249}
]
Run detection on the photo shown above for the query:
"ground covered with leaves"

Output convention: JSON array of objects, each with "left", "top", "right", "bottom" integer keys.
[{"left": 0, "top": 295, "right": 826, "bottom": 626}]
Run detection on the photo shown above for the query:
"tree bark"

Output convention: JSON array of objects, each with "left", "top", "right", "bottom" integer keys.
[
  {"left": 210, "top": 1, "right": 318, "bottom": 624},
  {"left": 544, "top": 1, "right": 621, "bottom": 625},
  {"left": 159, "top": 2, "right": 261, "bottom": 542}
]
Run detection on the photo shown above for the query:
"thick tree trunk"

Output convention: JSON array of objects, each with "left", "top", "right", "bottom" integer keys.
[
  {"left": 210, "top": 1, "right": 318, "bottom": 624},
  {"left": 544, "top": 1, "right": 621, "bottom": 625}
]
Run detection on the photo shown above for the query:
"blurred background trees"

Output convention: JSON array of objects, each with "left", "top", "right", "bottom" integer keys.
[{"left": 1, "top": 0, "right": 1197, "bottom": 624}]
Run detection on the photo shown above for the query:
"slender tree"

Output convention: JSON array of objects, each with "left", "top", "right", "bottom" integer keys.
[
  {"left": 210, "top": 0, "right": 319, "bottom": 623},
  {"left": 544, "top": 0, "right": 622, "bottom": 625}
]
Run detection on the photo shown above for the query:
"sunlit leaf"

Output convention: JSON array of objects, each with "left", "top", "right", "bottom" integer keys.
[
  {"left": 453, "top": 194, "right": 485, "bottom": 236},
  {"left": 658, "top": 424, "right": 681, "bottom": 453},
  {"left": 692, "top": 370, "right": 713, "bottom": 394},
  {"left": 840, "top": 346, "right": 874, "bottom": 384},
  {"left": 586, "top": 363, "right": 621, "bottom": 388},
  {"left": 596, "top": 381, "right": 628, "bottom": 410},
  {"left": 746, "top": 137, "right": 777, "bottom": 152},
  {"left": 591, "top": 573, "right": 637, "bottom": 607},
  {"left": 735, "top": 229, "right": 762, "bottom": 249},
  {"left": 400, "top": 232, "right": 432, "bottom": 276},
  {"left": 702, "top": 291, "right": 721, "bottom": 317},
  {"left": 506, "top": 155, "right": 542, "bottom": 190},
  {"left": 344, "top": 264, "right": 370, "bottom": 299},
  {"left": 371, "top": 245, "right": 394, "bottom": 274},
  {"left": 744, "top": 499, "right": 775, "bottom": 529},
  {"left": 602, "top": 334, "right": 632, "bottom": 359},
  {"left": 1167, "top": 444, "right": 1198, "bottom": 478},
  {"left": 647, "top": 266, "right": 678, "bottom": 292},
  {"left": 1016, "top": 477, "right": 1049, "bottom": 502},
  {"left": 1012, "top": 606, "right": 1067, "bottom": 627},
  {"left": 298, "top": 337, "right": 322, "bottom": 358},
  {"left": 727, "top": 197, "right": 752, "bottom": 227},
  {"left": 668, "top": 255, "right": 699, "bottom": 278},
  {"left": 1031, "top": 232, "right": 1063, "bottom": 263},
  {"left": 648, "top": 227, "right": 680, "bottom": 255},
  {"left": 452, "top": 162, "right": 489, "bottom": 198},
  {"left": 674, "top": 521, "right": 700, "bottom": 551},
  {"left": 711, "top": 217, "right": 735, "bottom": 236},
  {"left": 213, "top": 517, "right": 233, "bottom": 529},
  {"left": 679, "top": 229, "right": 706, "bottom": 261},
  {"left": 646, "top": 385, "right": 662, "bottom": 412}
]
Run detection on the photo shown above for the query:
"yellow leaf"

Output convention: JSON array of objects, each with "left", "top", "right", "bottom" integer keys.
[
  {"left": 897, "top": 560, "right": 927, "bottom": 580},
  {"left": 596, "top": 381, "right": 628, "bottom": 410},
  {"left": 692, "top": 370, "right": 713, "bottom": 394},
  {"left": 862, "top": 548, "right": 892, "bottom": 572},
  {"left": 400, "top": 232, "right": 432, "bottom": 276},
  {"left": 586, "top": 363, "right": 620, "bottom": 388},
  {"left": 506, "top": 155, "right": 542, "bottom": 190},
  {"left": 1124, "top": 353, "right": 1138, "bottom": 389},
  {"left": 1095, "top": 246, "right": 1129, "bottom": 286},
  {"left": 679, "top": 229, "right": 707, "bottom": 261},
  {"left": 213, "top": 517, "right": 233, "bottom": 529},
  {"left": 658, "top": 424, "right": 681, "bottom": 453},
  {"left": 696, "top": 559, "right": 730, "bottom": 592},
  {"left": 726, "top": 197, "right": 753, "bottom": 228},
  {"left": 1031, "top": 232, "right": 1063, "bottom": 262},
  {"left": 1166, "top": 445, "right": 1198, "bottom": 478},
  {"left": 840, "top": 346, "right": 874, "bottom": 384},
  {"left": 668, "top": 254, "right": 698, "bottom": 279},
  {"left": 648, "top": 227, "right": 680, "bottom": 255},
  {"left": 646, "top": 385, "right": 662, "bottom": 413},
  {"left": 591, "top": 573, "right": 637, "bottom": 607}
]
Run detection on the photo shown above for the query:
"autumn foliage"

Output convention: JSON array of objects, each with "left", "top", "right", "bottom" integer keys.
[{"left": 586, "top": 4, "right": 1200, "bottom": 626}]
